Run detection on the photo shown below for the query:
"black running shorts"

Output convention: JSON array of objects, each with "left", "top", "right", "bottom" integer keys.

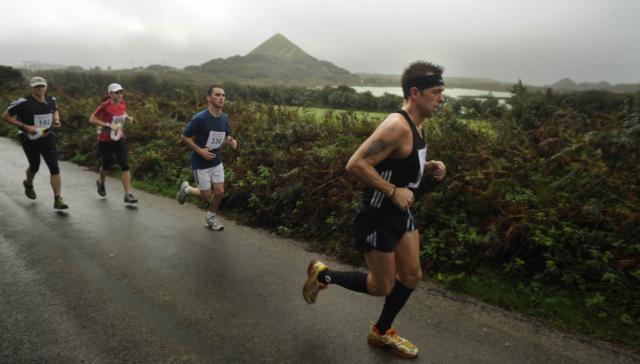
[
  {"left": 354, "top": 207, "right": 417, "bottom": 253},
  {"left": 98, "top": 140, "right": 129, "bottom": 171},
  {"left": 20, "top": 133, "right": 60, "bottom": 175}
]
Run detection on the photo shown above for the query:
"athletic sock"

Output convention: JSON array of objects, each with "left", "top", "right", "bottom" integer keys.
[
  {"left": 318, "top": 269, "right": 368, "bottom": 293},
  {"left": 375, "top": 280, "right": 414, "bottom": 335},
  {"left": 206, "top": 211, "right": 215, "bottom": 219}
]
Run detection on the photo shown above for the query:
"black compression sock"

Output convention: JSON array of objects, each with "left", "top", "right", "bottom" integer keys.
[
  {"left": 375, "top": 280, "right": 414, "bottom": 334},
  {"left": 318, "top": 269, "right": 368, "bottom": 293}
]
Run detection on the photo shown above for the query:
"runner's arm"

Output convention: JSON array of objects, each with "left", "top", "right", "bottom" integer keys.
[
  {"left": 225, "top": 135, "right": 238, "bottom": 150},
  {"left": 1, "top": 110, "right": 37, "bottom": 134},
  {"left": 346, "top": 115, "right": 409, "bottom": 197},
  {"left": 53, "top": 110, "right": 61, "bottom": 127},
  {"left": 1, "top": 109, "right": 25, "bottom": 129},
  {"left": 89, "top": 111, "right": 111, "bottom": 127},
  {"left": 181, "top": 134, "right": 215, "bottom": 160}
]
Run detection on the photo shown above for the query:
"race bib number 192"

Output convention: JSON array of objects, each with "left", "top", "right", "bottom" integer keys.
[{"left": 33, "top": 113, "right": 53, "bottom": 129}]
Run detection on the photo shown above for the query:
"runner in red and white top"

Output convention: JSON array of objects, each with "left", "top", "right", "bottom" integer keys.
[{"left": 88, "top": 83, "right": 137, "bottom": 204}]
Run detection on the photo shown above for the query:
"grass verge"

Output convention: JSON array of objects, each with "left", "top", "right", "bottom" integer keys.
[{"left": 438, "top": 268, "right": 639, "bottom": 350}]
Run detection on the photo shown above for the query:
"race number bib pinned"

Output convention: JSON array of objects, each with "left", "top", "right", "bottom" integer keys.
[
  {"left": 408, "top": 148, "right": 427, "bottom": 189},
  {"left": 205, "top": 131, "right": 226, "bottom": 150},
  {"left": 33, "top": 113, "right": 53, "bottom": 129},
  {"left": 110, "top": 115, "right": 126, "bottom": 141},
  {"left": 27, "top": 113, "right": 53, "bottom": 140}
]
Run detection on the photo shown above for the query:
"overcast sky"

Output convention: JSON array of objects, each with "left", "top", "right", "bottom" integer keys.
[{"left": 1, "top": 0, "right": 638, "bottom": 85}]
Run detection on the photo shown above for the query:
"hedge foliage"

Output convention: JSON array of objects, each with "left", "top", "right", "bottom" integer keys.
[{"left": 1, "top": 71, "right": 638, "bottom": 336}]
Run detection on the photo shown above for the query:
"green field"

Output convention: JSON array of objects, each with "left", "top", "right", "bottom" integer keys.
[{"left": 284, "top": 105, "right": 387, "bottom": 121}]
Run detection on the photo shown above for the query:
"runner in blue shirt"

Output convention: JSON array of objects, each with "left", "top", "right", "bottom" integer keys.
[{"left": 176, "top": 85, "right": 238, "bottom": 230}]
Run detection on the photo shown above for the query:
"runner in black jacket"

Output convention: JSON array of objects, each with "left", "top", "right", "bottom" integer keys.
[{"left": 1, "top": 76, "right": 68, "bottom": 209}]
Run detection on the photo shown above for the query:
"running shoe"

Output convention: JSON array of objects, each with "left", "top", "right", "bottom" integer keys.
[
  {"left": 23, "top": 180, "right": 36, "bottom": 200},
  {"left": 303, "top": 260, "right": 328, "bottom": 304},
  {"left": 124, "top": 193, "right": 138, "bottom": 204},
  {"left": 96, "top": 180, "right": 106, "bottom": 197},
  {"left": 367, "top": 325, "right": 418, "bottom": 358},
  {"left": 53, "top": 196, "right": 69, "bottom": 210},
  {"left": 177, "top": 181, "right": 190, "bottom": 204},
  {"left": 204, "top": 215, "right": 224, "bottom": 231}
]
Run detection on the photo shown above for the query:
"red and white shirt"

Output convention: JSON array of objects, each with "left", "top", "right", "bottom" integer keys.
[{"left": 94, "top": 99, "right": 128, "bottom": 142}]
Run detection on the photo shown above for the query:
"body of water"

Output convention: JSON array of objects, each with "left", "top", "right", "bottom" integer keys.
[{"left": 351, "top": 86, "right": 513, "bottom": 99}]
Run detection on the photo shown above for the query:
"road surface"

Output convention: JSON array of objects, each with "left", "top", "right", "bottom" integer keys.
[{"left": 0, "top": 137, "right": 637, "bottom": 363}]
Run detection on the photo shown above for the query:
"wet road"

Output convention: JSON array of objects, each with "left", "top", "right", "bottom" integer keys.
[{"left": 0, "top": 136, "right": 638, "bottom": 364}]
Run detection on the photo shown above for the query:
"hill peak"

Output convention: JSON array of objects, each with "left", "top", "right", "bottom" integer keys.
[
  {"left": 194, "top": 33, "right": 350, "bottom": 82},
  {"left": 247, "top": 33, "right": 314, "bottom": 62}
]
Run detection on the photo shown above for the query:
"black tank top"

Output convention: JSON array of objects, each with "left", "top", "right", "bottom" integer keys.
[{"left": 360, "top": 110, "right": 427, "bottom": 211}]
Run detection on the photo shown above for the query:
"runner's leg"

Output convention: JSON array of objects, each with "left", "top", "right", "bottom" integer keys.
[
  {"left": 99, "top": 142, "right": 114, "bottom": 183},
  {"left": 50, "top": 174, "right": 61, "bottom": 197},
  {"left": 26, "top": 167, "right": 36, "bottom": 184},
  {"left": 314, "top": 249, "right": 396, "bottom": 296},
  {"left": 209, "top": 182, "right": 224, "bottom": 214},
  {"left": 375, "top": 229, "right": 421, "bottom": 334},
  {"left": 22, "top": 139, "right": 40, "bottom": 184},
  {"left": 41, "top": 136, "right": 61, "bottom": 198},
  {"left": 99, "top": 167, "right": 107, "bottom": 183},
  {"left": 114, "top": 140, "right": 132, "bottom": 193}
]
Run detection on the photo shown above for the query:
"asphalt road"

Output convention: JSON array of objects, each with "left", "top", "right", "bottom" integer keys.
[{"left": 0, "top": 136, "right": 638, "bottom": 363}]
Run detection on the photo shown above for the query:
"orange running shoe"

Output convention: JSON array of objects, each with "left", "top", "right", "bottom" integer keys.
[
  {"left": 302, "top": 260, "right": 328, "bottom": 304},
  {"left": 368, "top": 325, "right": 418, "bottom": 358}
]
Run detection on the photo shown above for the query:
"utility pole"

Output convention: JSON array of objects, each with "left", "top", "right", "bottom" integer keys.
[{"left": 21, "top": 60, "right": 41, "bottom": 72}]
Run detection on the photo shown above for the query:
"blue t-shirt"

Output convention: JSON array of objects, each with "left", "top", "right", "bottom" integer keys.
[{"left": 182, "top": 109, "right": 231, "bottom": 169}]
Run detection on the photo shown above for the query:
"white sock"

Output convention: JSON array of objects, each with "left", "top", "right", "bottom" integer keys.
[{"left": 206, "top": 211, "right": 215, "bottom": 219}]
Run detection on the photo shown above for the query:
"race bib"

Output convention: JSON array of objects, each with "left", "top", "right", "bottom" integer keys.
[
  {"left": 110, "top": 115, "right": 126, "bottom": 141},
  {"left": 33, "top": 113, "right": 53, "bottom": 129},
  {"left": 205, "top": 131, "right": 226, "bottom": 150},
  {"left": 408, "top": 148, "right": 427, "bottom": 189}
]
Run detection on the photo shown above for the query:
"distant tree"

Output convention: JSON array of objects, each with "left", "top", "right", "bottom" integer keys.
[
  {"left": 377, "top": 93, "right": 403, "bottom": 112},
  {"left": 512, "top": 79, "right": 527, "bottom": 96},
  {"left": 479, "top": 96, "right": 504, "bottom": 119},
  {"left": 129, "top": 73, "right": 160, "bottom": 94},
  {"left": 0, "top": 65, "right": 24, "bottom": 90},
  {"left": 146, "top": 64, "right": 175, "bottom": 72}
]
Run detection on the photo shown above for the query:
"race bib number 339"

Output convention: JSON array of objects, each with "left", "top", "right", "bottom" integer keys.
[{"left": 206, "top": 131, "right": 226, "bottom": 150}]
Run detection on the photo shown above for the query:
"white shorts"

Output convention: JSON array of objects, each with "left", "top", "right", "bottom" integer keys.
[{"left": 193, "top": 164, "right": 224, "bottom": 190}]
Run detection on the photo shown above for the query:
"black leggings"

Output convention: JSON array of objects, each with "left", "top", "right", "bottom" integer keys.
[
  {"left": 98, "top": 140, "right": 129, "bottom": 171},
  {"left": 21, "top": 134, "right": 60, "bottom": 175}
]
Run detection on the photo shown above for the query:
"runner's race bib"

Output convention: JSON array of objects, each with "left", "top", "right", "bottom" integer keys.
[
  {"left": 407, "top": 148, "right": 427, "bottom": 189},
  {"left": 205, "top": 131, "right": 226, "bottom": 150},
  {"left": 27, "top": 113, "right": 53, "bottom": 140},
  {"left": 110, "top": 115, "right": 126, "bottom": 141}
]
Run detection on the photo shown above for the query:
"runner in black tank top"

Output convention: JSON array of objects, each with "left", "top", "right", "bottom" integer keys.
[
  {"left": 353, "top": 109, "right": 426, "bottom": 253},
  {"left": 360, "top": 109, "right": 426, "bottom": 212},
  {"left": 302, "top": 61, "right": 448, "bottom": 359}
]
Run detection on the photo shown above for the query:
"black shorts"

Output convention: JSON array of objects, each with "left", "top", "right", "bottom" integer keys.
[
  {"left": 98, "top": 140, "right": 129, "bottom": 171},
  {"left": 20, "top": 133, "right": 60, "bottom": 175},
  {"left": 354, "top": 207, "right": 417, "bottom": 253}
]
